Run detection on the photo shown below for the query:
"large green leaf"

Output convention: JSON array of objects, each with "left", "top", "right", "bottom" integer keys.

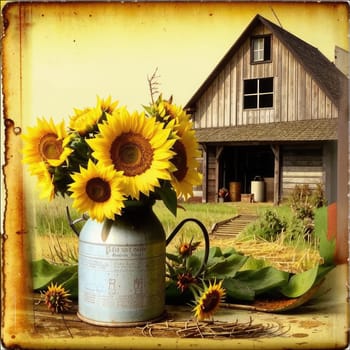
[
  {"left": 205, "top": 254, "right": 248, "bottom": 279},
  {"left": 165, "top": 281, "right": 193, "bottom": 305},
  {"left": 156, "top": 183, "right": 177, "bottom": 216},
  {"left": 32, "top": 259, "right": 78, "bottom": 292},
  {"left": 222, "top": 278, "right": 255, "bottom": 301},
  {"left": 61, "top": 271, "right": 78, "bottom": 299},
  {"left": 314, "top": 206, "right": 335, "bottom": 265},
  {"left": 316, "top": 265, "right": 335, "bottom": 282},
  {"left": 280, "top": 265, "right": 319, "bottom": 298},
  {"left": 235, "top": 267, "right": 289, "bottom": 295},
  {"left": 195, "top": 246, "right": 222, "bottom": 262},
  {"left": 186, "top": 255, "right": 202, "bottom": 274}
]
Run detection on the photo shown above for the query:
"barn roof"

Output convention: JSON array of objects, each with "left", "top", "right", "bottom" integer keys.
[
  {"left": 194, "top": 119, "right": 338, "bottom": 143},
  {"left": 185, "top": 14, "right": 347, "bottom": 109}
]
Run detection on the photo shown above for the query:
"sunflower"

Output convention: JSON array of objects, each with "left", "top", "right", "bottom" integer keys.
[
  {"left": 176, "top": 237, "right": 201, "bottom": 258},
  {"left": 69, "top": 106, "right": 102, "bottom": 135},
  {"left": 69, "top": 160, "right": 125, "bottom": 222},
  {"left": 22, "top": 117, "right": 72, "bottom": 170},
  {"left": 170, "top": 126, "right": 202, "bottom": 200},
  {"left": 32, "top": 162, "right": 55, "bottom": 201},
  {"left": 192, "top": 280, "right": 226, "bottom": 321},
  {"left": 176, "top": 272, "right": 198, "bottom": 293},
  {"left": 87, "top": 108, "right": 176, "bottom": 199},
  {"left": 152, "top": 99, "right": 202, "bottom": 200},
  {"left": 42, "top": 282, "right": 72, "bottom": 314},
  {"left": 97, "top": 95, "right": 119, "bottom": 115}
]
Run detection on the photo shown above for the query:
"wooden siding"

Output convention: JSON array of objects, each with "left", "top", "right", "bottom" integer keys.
[
  {"left": 193, "top": 24, "right": 338, "bottom": 129},
  {"left": 207, "top": 147, "right": 217, "bottom": 202},
  {"left": 281, "top": 145, "right": 324, "bottom": 198}
]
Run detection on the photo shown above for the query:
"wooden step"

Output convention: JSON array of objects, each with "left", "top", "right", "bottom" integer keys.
[{"left": 211, "top": 211, "right": 258, "bottom": 237}]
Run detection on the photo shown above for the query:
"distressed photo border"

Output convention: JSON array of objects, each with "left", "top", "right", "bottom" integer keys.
[{"left": 1, "top": 1, "right": 349, "bottom": 349}]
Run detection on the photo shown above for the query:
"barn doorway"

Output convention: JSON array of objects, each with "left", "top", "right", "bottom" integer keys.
[{"left": 219, "top": 146, "right": 274, "bottom": 195}]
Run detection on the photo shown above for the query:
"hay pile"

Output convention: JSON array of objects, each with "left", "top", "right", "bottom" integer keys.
[{"left": 212, "top": 237, "right": 323, "bottom": 274}]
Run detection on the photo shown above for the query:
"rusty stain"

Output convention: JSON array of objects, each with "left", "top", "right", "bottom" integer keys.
[
  {"left": 4, "top": 120, "right": 22, "bottom": 135},
  {"left": 0, "top": 2, "right": 348, "bottom": 349},
  {"left": 292, "top": 333, "right": 309, "bottom": 338},
  {"left": 13, "top": 126, "right": 22, "bottom": 135},
  {"left": 299, "top": 320, "right": 325, "bottom": 329}
]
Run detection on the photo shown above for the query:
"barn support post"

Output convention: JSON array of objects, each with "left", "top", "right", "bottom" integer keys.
[
  {"left": 336, "top": 76, "right": 349, "bottom": 264},
  {"left": 201, "top": 144, "right": 208, "bottom": 203},
  {"left": 271, "top": 144, "right": 280, "bottom": 205},
  {"left": 215, "top": 146, "right": 224, "bottom": 202}
]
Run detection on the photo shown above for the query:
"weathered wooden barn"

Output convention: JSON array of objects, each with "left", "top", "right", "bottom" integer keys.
[{"left": 185, "top": 14, "right": 348, "bottom": 205}]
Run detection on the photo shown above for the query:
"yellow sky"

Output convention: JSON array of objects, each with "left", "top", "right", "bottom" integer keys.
[{"left": 2, "top": 1, "right": 349, "bottom": 123}]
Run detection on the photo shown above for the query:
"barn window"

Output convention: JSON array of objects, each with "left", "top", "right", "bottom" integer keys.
[
  {"left": 243, "top": 77, "right": 273, "bottom": 109},
  {"left": 251, "top": 35, "right": 271, "bottom": 63}
]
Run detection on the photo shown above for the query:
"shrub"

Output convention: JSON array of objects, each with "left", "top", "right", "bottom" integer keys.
[
  {"left": 241, "top": 209, "right": 287, "bottom": 241},
  {"left": 288, "top": 183, "right": 327, "bottom": 238}
]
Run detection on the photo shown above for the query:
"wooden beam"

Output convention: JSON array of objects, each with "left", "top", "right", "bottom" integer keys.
[
  {"left": 201, "top": 144, "right": 208, "bottom": 203},
  {"left": 336, "top": 75, "right": 349, "bottom": 264},
  {"left": 271, "top": 144, "right": 280, "bottom": 205},
  {"left": 216, "top": 146, "right": 224, "bottom": 160},
  {"left": 214, "top": 146, "right": 223, "bottom": 202}
]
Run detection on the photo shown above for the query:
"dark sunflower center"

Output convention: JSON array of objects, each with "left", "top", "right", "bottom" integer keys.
[
  {"left": 201, "top": 291, "right": 221, "bottom": 312},
  {"left": 39, "top": 133, "right": 63, "bottom": 160},
  {"left": 86, "top": 177, "right": 111, "bottom": 203},
  {"left": 110, "top": 132, "right": 153, "bottom": 176},
  {"left": 179, "top": 244, "right": 190, "bottom": 255},
  {"left": 171, "top": 140, "right": 188, "bottom": 182}
]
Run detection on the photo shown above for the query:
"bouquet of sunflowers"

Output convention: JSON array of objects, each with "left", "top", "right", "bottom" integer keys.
[{"left": 22, "top": 94, "right": 202, "bottom": 222}]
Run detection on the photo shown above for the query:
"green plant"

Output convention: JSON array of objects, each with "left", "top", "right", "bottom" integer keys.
[
  {"left": 240, "top": 209, "right": 287, "bottom": 241},
  {"left": 311, "top": 183, "right": 328, "bottom": 208},
  {"left": 288, "top": 183, "right": 327, "bottom": 238}
]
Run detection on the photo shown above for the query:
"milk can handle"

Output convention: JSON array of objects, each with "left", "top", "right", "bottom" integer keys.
[
  {"left": 165, "top": 218, "right": 210, "bottom": 278},
  {"left": 66, "top": 207, "right": 89, "bottom": 236}
]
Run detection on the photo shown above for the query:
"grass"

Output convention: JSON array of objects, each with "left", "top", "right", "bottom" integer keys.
[
  {"left": 30, "top": 197, "right": 321, "bottom": 273},
  {"left": 30, "top": 197, "right": 246, "bottom": 261},
  {"left": 32, "top": 196, "right": 246, "bottom": 236}
]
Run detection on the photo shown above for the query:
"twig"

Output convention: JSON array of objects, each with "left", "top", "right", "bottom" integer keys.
[
  {"left": 147, "top": 68, "right": 161, "bottom": 104},
  {"left": 140, "top": 318, "right": 288, "bottom": 339}
]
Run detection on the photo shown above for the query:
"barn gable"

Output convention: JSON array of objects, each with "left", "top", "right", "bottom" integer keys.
[
  {"left": 186, "top": 14, "right": 346, "bottom": 130},
  {"left": 185, "top": 14, "right": 347, "bottom": 206}
]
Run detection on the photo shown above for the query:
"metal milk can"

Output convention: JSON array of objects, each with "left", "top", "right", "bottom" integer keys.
[{"left": 67, "top": 205, "right": 209, "bottom": 326}]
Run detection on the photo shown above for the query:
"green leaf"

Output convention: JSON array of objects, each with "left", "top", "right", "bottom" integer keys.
[
  {"left": 314, "top": 206, "right": 335, "bottom": 265},
  {"left": 221, "top": 247, "right": 238, "bottom": 257},
  {"left": 62, "top": 271, "right": 78, "bottom": 299},
  {"left": 186, "top": 255, "right": 202, "bottom": 274},
  {"left": 280, "top": 265, "right": 319, "bottom": 298},
  {"left": 316, "top": 264, "right": 334, "bottom": 282},
  {"left": 166, "top": 252, "right": 182, "bottom": 264},
  {"left": 32, "top": 259, "right": 78, "bottom": 291},
  {"left": 222, "top": 278, "right": 255, "bottom": 301},
  {"left": 208, "top": 246, "right": 223, "bottom": 258},
  {"left": 165, "top": 281, "right": 193, "bottom": 305},
  {"left": 156, "top": 183, "right": 177, "bottom": 216},
  {"left": 194, "top": 246, "right": 222, "bottom": 265},
  {"left": 205, "top": 254, "right": 248, "bottom": 279},
  {"left": 235, "top": 267, "right": 289, "bottom": 295}
]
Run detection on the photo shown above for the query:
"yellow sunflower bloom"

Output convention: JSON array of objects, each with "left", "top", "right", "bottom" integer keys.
[
  {"left": 69, "top": 106, "right": 102, "bottom": 135},
  {"left": 193, "top": 280, "right": 226, "bottom": 321},
  {"left": 170, "top": 127, "right": 202, "bottom": 200},
  {"left": 69, "top": 160, "right": 125, "bottom": 222},
  {"left": 33, "top": 162, "right": 55, "bottom": 201},
  {"left": 87, "top": 108, "right": 176, "bottom": 199},
  {"left": 42, "top": 282, "right": 72, "bottom": 314},
  {"left": 150, "top": 98, "right": 202, "bottom": 200},
  {"left": 22, "top": 117, "right": 72, "bottom": 170},
  {"left": 97, "top": 95, "right": 119, "bottom": 115}
]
